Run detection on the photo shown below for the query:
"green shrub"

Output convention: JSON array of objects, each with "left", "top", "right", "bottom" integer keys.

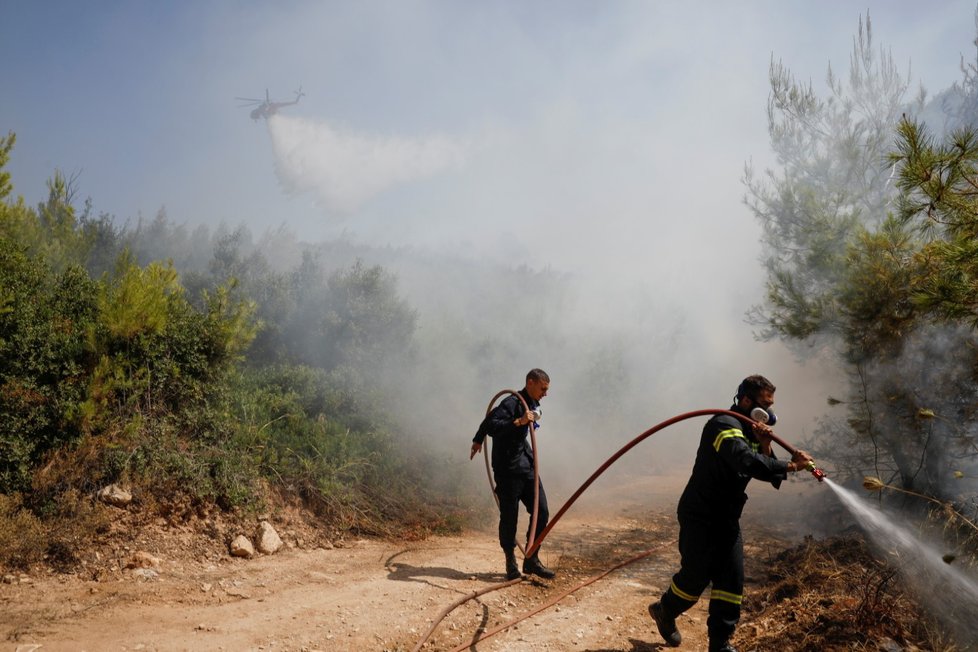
[
  {"left": 0, "top": 238, "right": 98, "bottom": 492},
  {"left": 231, "top": 365, "right": 464, "bottom": 537}
]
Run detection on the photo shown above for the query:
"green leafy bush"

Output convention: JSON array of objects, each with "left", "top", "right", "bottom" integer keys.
[{"left": 0, "top": 238, "right": 98, "bottom": 492}]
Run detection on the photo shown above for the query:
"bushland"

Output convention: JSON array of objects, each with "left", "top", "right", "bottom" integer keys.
[{"left": 0, "top": 133, "right": 464, "bottom": 571}]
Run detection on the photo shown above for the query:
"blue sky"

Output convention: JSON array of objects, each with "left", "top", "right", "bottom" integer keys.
[{"left": 4, "top": 1, "right": 978, "bottom": 428}]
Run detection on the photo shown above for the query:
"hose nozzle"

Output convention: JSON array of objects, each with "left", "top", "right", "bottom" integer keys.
[{"left": 807, "top": 462, "right": 826, "bottom": 482}]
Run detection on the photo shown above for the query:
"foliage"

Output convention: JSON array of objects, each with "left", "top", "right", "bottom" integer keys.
[
  {"left": 0, "top": 490, "right": 110, "bottom": 571},
  {"left": 881, "top": 117, "right": 978, "bottom": 502},
  {"left": 78, "top": 256, "right": 256, "bottom": 433},
  {"left": 0, "top": 493, "right": 46, "bottom": 569},
  {"left": 837, "top": 216, "right": 921, "bottom": 361},
  {"left": 0, "top": 130, "right": 474, "bottom": 572},
  {"left": 892, "top": 118, "right": 978, "bottom": 326},
  {"left": 744, "top": 14, "right": 914, "bottom": 341},
  {"left": 744, "top": 12, "right": 978, "bottom": 510},
  {"left": 318, "top": 259, "right": 418, "bottom": 373},
  {"left": 0, "top": 237, "right": 99, "bottom": 492},
  {"left": 230, "top": 365, "right": 462, "bottom": 536},
  {"left": 167, "top": 226, "right": 418, "bottom": 388},
  {"left": 938, "top": 7, "right": 978, "bottom": 133},
  {"left": 0, "top": 132, "right": 14, "bottom": 201},
  {"left": 124, "top": 210, "right": 217, "bottom": 274},
  {"left": 0, "top": 137, "right": 261, "bottom": 512}
]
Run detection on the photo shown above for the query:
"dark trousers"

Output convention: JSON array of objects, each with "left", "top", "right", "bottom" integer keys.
[
  {"left": 660, "top": 511, "right": 744, "bottom": 643},
  {"left": 494, "top": 474, "right": 549, "bottom": 552}
]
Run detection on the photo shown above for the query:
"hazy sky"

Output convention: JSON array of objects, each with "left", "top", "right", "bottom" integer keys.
[
  {"left": 4, "top": 2, "right": 975, "bottom": 260},
  {"left": 4, "top": 1, "right": 978, "bottom": 464}
]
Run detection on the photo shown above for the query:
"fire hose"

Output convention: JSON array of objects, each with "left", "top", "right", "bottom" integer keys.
[
  {"left": 411, "top": 406, "right": 826, "bottom": 652},
  {"left": 526, "top": 408, "right": 823, "bottom": 560},
  {"left": 444, "top": 540, "right": 675, "bottom": 652}
]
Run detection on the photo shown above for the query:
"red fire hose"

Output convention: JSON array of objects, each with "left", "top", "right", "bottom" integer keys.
[
  {"left": 445, "top": 539, "right": 676, "bottom": 652},
  {"left": 526, "top": 408, "right": 824, "bottom": 559}
]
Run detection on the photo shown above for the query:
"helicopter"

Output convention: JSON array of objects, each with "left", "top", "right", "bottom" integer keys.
[{"left": 235, "top": 87, "right": 304, "bottom": 121}]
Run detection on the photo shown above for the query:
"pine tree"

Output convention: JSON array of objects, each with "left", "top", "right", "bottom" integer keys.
[
  {"left": 744, "top": 13, "right": 978, "bottom": 497},
  {"left": 892, "top": 117, "right": 978, "bottom": 326}
]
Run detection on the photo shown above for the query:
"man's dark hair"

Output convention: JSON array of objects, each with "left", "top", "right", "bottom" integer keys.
[
  {"left": 736, "top": 374, "right": 775, "bottom": 402},
  {"left": 526, "top": 368, "right": 550, "bottom": 383}
]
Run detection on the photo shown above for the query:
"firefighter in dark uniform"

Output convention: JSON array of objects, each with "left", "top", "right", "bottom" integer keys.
[
  {"left": 470, "top": 368, "right": 555, "bottom": 581},
  {"left": 649, "top": 375, "right": 814, "bottom": 652}
]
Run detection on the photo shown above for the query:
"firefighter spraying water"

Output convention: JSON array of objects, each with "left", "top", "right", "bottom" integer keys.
[{"left": 649, "top": 375, "right": 817, "bottom": 652}]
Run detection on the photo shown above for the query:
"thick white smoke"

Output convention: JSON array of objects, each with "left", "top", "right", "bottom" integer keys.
[{"left": 267, "top": 114, "right": 466, "bottom": 214}]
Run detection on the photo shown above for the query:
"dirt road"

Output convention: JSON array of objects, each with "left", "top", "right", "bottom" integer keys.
[{"left": 0, "top": 475, "right": 813, "bottom": 652}]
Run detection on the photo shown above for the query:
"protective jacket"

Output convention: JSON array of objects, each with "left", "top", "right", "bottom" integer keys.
[
  {"left": 472, "top": 389, "right": 538, "bottom": 477},
  {"left": 677, "top": 405, "right": 789, "bottom": 524}
]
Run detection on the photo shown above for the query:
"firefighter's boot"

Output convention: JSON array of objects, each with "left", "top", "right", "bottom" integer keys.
[
  {"left": 649, "top": 601, "right": 682, "bottom": 647},
  {"left": 709, "top": 641, "right": 737, "bottom": 652},
  {"left": 504, "top": 549, "right": 521, "bottom": 580},
  {"left": 522, "top": 553, "right": 556, "bottom": 579}
]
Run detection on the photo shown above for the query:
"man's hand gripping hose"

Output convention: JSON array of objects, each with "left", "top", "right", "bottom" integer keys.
[{"left": 805, "top": 461, "right": 827, "bottom": 481}]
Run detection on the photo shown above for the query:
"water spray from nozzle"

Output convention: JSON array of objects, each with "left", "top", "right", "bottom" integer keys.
[{"left": 860, "top": 475, "right": 978, "bottom": 564}]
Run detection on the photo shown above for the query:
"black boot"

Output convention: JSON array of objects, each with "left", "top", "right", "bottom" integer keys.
[
  {"left": 709, "top": 641, "right": 737, "bottom": 652},
  {"left": 504, "top": 549, "right": 521, "bottom": 580},
  {"left": 649, "top": 601, "right": 682, "bottom": 647},
  {"left": 522, "top": 553, "right": 556, "bottom": 579}
]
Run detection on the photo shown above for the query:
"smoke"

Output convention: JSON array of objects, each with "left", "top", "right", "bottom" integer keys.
[
  {"left": 267, "top": 114, "right": 466, "bottom": 214},
  {"left": 251, "top": 102, "right": 843, "bottom": 500},
  {"left": 229, "top": 5, "right": 894, "bottom": 513},
  {"left": 844, "top": 324, "right": 978, "bottom": 498}
]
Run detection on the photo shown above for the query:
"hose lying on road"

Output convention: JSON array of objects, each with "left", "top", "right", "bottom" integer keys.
[
  {"left": 410, "top": 575, "right": 524, "bottom": 652},
  {"left": 444, "top": 539, "right": 676, "bottom": 652}
]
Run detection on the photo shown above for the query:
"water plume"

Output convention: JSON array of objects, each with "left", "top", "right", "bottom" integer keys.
[
  {"left": 267, "top": 114, "right": 466, "bottom": 213},
  {"left": 824, "top": 477, "right": 978, "bottom": 646}
]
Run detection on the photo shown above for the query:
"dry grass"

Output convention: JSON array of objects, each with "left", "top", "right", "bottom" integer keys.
[
  {"left": 0, "top": 490, "right": 111, "bottom": 572},
  {"left": 737, "top": 536, "right": 963, "bottom": 651}
]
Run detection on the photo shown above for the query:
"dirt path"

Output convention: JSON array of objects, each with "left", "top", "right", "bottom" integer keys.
[{"left": 0, "top": 475, "right": 811, "bottom": 652}]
